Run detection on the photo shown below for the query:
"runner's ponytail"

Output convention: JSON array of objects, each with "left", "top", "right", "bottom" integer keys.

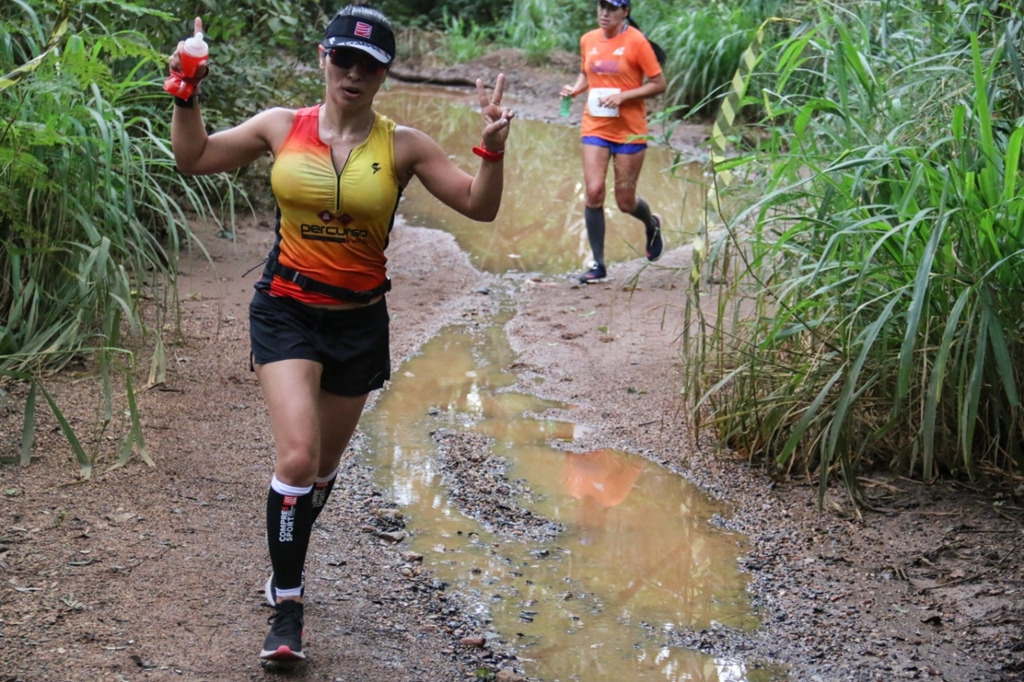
[{"left": 627, "top": 16, "right": 667, "bottom": 65}]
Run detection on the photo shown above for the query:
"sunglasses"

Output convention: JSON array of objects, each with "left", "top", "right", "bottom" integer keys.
[
  {"left": 327, "top": 48, "right": 387, "bottom": 75},
  {"left": 596, "top": 1, "right": 626, "bottom": 11}
]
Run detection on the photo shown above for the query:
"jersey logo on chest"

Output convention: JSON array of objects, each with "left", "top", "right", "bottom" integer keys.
[{"left": 318, "top": 210, "right": 354, "bottom": 225}]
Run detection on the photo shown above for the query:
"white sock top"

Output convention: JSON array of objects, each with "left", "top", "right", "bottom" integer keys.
[{"left": 270, "top": 475, "right": 313, "bottom": 497}]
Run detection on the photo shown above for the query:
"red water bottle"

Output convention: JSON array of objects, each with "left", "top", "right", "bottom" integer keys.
[{"left": 164, "top": 31, "right": 208, "bottom": 99}]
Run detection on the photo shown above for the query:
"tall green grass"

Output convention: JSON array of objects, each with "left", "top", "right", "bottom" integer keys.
[
  {"left": 437, "top": 8, "right": 494, "bottom": 63},
  {"left": 500, "top": 0, "right": 585, "bottom": 65},
  {"left": 683, "top": 0, "right": 1024, "bottom": 500},
  {"left": 0, "top": 1, "right": 267, "bottom": 475}
]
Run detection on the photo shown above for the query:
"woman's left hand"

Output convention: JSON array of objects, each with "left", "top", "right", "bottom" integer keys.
[
  {"left": 599, "top": 91, "right": 625, "bottom": 109},
  {"left": 477, "top": 73, "right": 515, "bottom": 153}
]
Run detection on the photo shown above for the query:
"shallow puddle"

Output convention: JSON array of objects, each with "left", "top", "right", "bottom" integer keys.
[
  {"left": 362, "top": 85, "right": 780, "bottom": 680},
  {"left": 362, "top": 311, "right": 780, "bottom": 681},
  {"left": 376, "top": 85, "right": 707, "bottom": 277}
]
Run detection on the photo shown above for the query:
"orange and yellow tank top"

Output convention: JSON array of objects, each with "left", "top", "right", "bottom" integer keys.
[{"left": 257, "top": 106, "right": 401, "bottom": 303}]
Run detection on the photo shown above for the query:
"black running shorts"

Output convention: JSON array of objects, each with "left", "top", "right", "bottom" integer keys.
[{"left": 249, "top": 289, "right": 391, "bottom": 397}]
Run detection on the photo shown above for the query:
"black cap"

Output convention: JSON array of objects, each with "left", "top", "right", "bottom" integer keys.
[{"left": 323, "top": 12, "right": 395, "bottom": 65}]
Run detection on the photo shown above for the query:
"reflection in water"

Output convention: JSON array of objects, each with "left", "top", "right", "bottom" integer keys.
[
  {"left": 563, "top": 449, "right": 643, "bottom": 545},
  {"left": 376, "top": 85, "right": 707, "bottom": 276},
  {"left": 362, "top": 313, "right": 782, "bottom": 681}
]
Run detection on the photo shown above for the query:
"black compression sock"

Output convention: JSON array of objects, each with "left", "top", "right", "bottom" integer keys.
[
  {"left": 585, "top": 206, "right": 606, "bottom": 265},
  {"left": 266, "top": 477, "right": 314, "bottom": 594},
  {"left": 631, "top": 198, "right": 655, "bottom": 232},
  {"left": 310, "top": 469, "right": 338, "bottom": 525}
]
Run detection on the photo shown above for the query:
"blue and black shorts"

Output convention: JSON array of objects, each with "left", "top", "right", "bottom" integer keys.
[
  {"left": 581, "top": 135, "right": 647, "bottom": 155},
  {"left": 249, "top": 289, "right": 390, "bottom": 397}
]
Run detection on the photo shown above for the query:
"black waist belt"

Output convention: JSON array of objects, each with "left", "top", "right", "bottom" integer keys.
[{"left": 266, "top": 260, "right": 391, "bottom": 303}]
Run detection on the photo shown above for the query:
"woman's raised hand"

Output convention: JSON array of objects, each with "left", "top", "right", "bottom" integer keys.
[
  {"left": 169, "top": 17, "right": 209, "bottom": 80},
  {"left": 476, "top": 73, "right": 515, "bottom": 152}
]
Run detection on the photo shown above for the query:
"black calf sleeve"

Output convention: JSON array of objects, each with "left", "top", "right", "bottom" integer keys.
[
  {"left": 585, "top": 206, "right": 606, "bottom": 265},
  {"left": 310, "top": 470, "right": 338, "bottom": 524},
  {"left": 266, "top": 480, "right": 315, "bottom": 593},
  {"left": 630, "top": 198, "right": 655, "bottom": 231}
]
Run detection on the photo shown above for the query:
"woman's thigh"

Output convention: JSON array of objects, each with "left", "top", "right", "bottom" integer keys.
[
  {"left": 581, "top": 143, "right": 612, "bottom": 205},
  {"left": 255, "top": 358, "right": 325, "bottom": 484},
  {"left": 611, "top": 148, "right": 646, "bottom": 212}
]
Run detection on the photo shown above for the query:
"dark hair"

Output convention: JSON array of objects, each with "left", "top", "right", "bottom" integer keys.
[{"left": 627, "top": 16, "right": 666, "bottom": 65}]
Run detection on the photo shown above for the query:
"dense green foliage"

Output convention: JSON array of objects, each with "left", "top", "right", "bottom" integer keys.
[{"left": 683, "top": 0, "right": 1024, "bottom": 497}]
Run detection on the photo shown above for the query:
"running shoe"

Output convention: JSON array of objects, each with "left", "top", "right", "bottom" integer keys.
[
  {"left": 260, "top": 600, "right": 306, "bottom": 661},
  {"left": 578, "top": 262, "right": 607, "bottom": 283},
  {"left": 265, "top": 573, "right": 304, "bottom": 608},
  {"left": 646, "top": 214, "right": 664, "bottom": 262}
]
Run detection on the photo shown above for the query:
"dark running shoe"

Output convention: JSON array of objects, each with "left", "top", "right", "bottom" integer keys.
[
  {"left": 578, "top": 262, "right": 608, "bottom": 283},
  {"left": 265, "top": 573, "right": 304, "bottom": 608},
  {"left": 646, "top": 214, "right": 664, "bottom": 262},
  {"left": 260, "top": 600, "right": 306, "bottom": 661}
]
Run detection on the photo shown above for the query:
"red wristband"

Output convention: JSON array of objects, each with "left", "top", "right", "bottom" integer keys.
[{"left": 472, "top": 145, "right": 504, "bottom": 162}]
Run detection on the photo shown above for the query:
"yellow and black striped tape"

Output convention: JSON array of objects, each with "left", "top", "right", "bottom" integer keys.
[
  {"left": 693, "top": 19, "right": 788, "bottom": 284},
  {"left": 710, "top": 20, "right": 770, "bottom": 188}
]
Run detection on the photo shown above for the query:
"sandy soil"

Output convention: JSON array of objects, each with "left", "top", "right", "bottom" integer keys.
[{"left": 1, "top": 50, "right": 1022, "bottom": 682}]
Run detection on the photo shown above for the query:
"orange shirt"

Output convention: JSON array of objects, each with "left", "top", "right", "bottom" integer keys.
[{"left": 579, "top": 26, "right": 662, "bottom": 143}]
